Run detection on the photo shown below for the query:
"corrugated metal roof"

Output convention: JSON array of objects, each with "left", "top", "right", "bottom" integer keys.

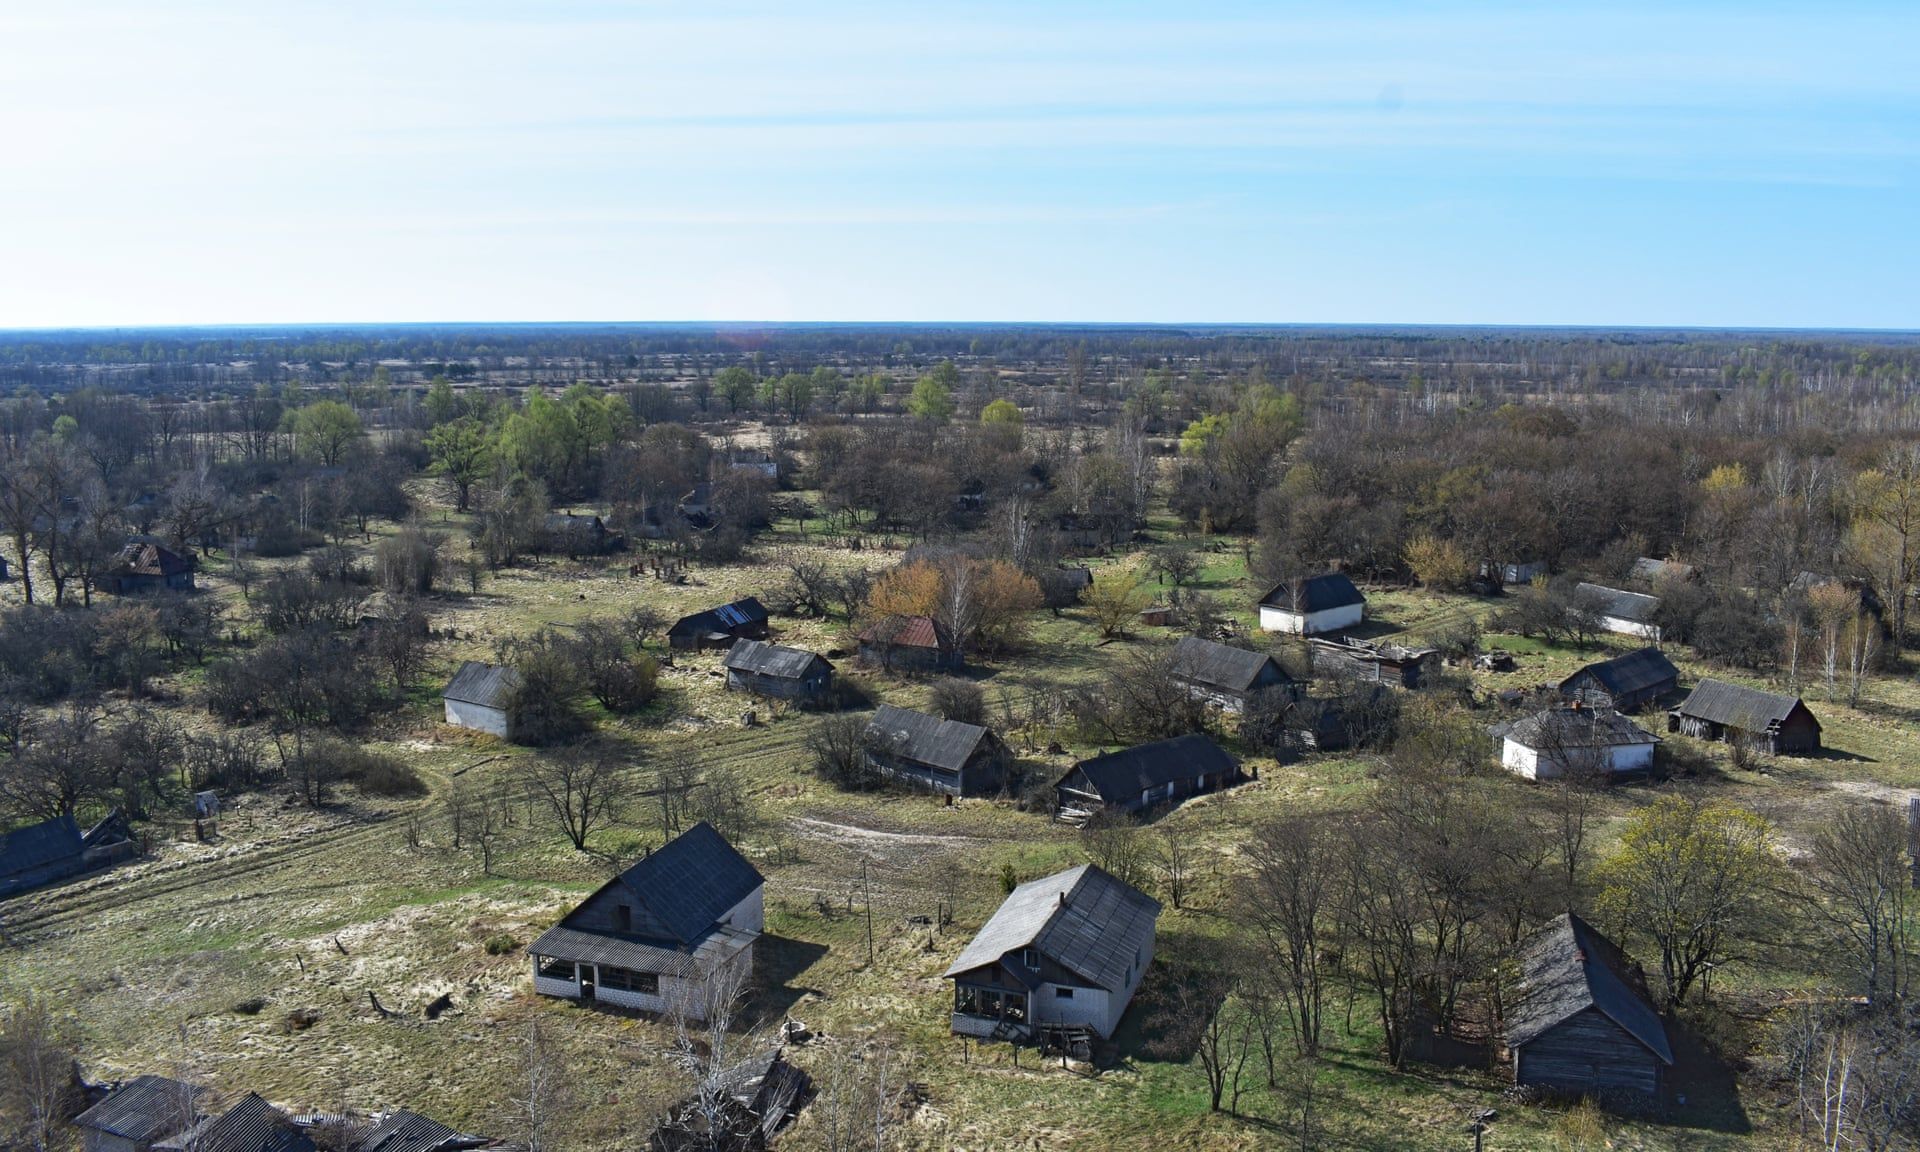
[
  {"left": 943, "top": 864, "right": 1160, "bottom": 992},
  {"left": 527, "top": 923, "right": 757, "bottom": 978},
  {"left": 74, "top": 1075, "right": 205, "bottom": 1142},
  {"left": 1168, "top": 636, "right": 1287, "bottom": 693},
  {"left": 1063, "top": 733, "right": 1238, "bottom": 803},
  {"left": 1506, "top": 707, "right": 1659, "bottom": 750},
  {"left": 550, "top": 821, "right": 763, "bottom": 949},
  {"left": 1560, "top": 648, "right": 1678, "bottom": 699},
  {"left": 866, "top": 705, "right": 992, "bottom": 773},
  {"left": 1676, "top": 678, "right": 1816, "bottom": 733},
  {"left": 441, "top": 661, "right": 521, "bottom": 710},
  {"left": 0, "top": 813, "right": 83, "bottom": 881},
  {"left": 1576, "top": 583, "right": 1661, "bottom": 623},
  {"left": 670, "top": 598, "right": 769, "bottom": 637},
  {"left": 1507, "top": 913, "right": 1672, "bottom": 1064},
  {"left": 1258, "top": 573, "right": 1365, "bottom": 613},
  {"left": 722, "top": 639, "right": 831, "bottom": 680},
  {"left": 110, "top": 540, "right": 194, "bottom": 578},
  {"left": 359, "top": 1110, "right": 490, "bottom": 1152},
  {"left": 858, "top": 614, "right": 953, "bottom": 651},
  {"left": 159, "top": 1094, "right": 315, "bottom": 1152}
]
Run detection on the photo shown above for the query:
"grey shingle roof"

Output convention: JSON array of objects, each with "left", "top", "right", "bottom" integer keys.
[
  {"left": 74, "top": 1075, "right": 205, "bottom": 1142},
  {"left": 1507, "top": 913, "right": 1672, "bottom": 1064},
  {"left": 1065, "top": 734, "right": 1238, "bottom": 803},
  {"left": 1258, "top": 573, "right": 1365, "bottom": 614},
  {"left": 722, "top": 639, "right": 831, "bottom": 680},
  {"left": 573, "top": 821, "right": 763, "bottom": 947},
  {"left": 1506, "top": 707, "right": 1659, "bottom": 750},
  {"left": 441, "top": 661, "right": 521, "bottom": 710},
  {"left": 1576, "top": 583, "right": 1661, "bottom": 623},
  {"left": 0, "top": 813, "right": 83, "bottom": 881},
  {"left": 943, "top": 864, "right": 1161, "bottom": 992},
  {"left": 866, "top": 705, "right": 992, "bottom": 773},
  {"left": 1560, "top": 648, "right": 1678, "bottom": 699},
  {"left": 1168, "top": 636, "right": 1288, "bottom": 694},
  {"left": 1676, "top": 678, "right": 1817, "bottom": 733}
]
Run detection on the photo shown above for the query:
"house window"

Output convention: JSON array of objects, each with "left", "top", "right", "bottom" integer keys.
[
  {"left": 1055, "top": 987, "right": 1074, "bottom": 999},
  {"left": 599, "top": 967, "right": 659, "bottom": 995},
  {"left": 615, "top": 905, "right": 632, "bottom": 932},
  {"left": 1020, "top": 948, "right": 1038, "bottom": 970},
  {"left": 536, "top": 958, "right": 576, "bottom": 981}
]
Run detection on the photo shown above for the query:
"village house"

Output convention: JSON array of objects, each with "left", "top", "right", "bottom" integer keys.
[
  {"left": 1167, "top": 635, "right": 1296, "bottom": 712},
  {"left": 441, "top": 661, "right": 520, "bottom": 738},
  {"left": 1576, "top": 582, "right": 1663, "bottom": 641},
  {"left": 944, "top": 864, "right": 1160, "bottom": 1046},
  {"left": 669, "top": 598, "right": 771, "bottom": 652},
  {"left": 0, "top": 809, "right": 134, "bottom": 898},
  {"left": 1307, "top": 635, "right": 1437, "bottom": 689},
  {"left": 529, "top": 821, "right": 763, "bottom": 1022},
  {"left": 99, "top": 539, "right": 196, "bottom": 595},
  {"left": 153, "top": 1093, "right": 315, "bottom": 1152},
  {"left": 1499, "top": 705, "right": 1660, "bottom": 781},
  {"left": 541, "top": 512, "right": 617, "bottom": 557},
  {"left": 1670, "top": 679, "right": 1822, "bottom": 755},
  {"left": 1558, "top": 647, "right": 1680, "bottom": 711},
  {"left": 1256, "top": 573, "right": 1366, "bottom": 635},
  {"left": 1480, "top": 558, "right": 1547, "bottom": 587},
  {"left": 857, "top": 614, "right": 962, "bottom": 672},
  {"left": 722, "top": 640, "right": 834, "bottom": 703},
  {"left": 864, "top": 704, "right": 1009, "bottom": 796},
  {"left": 726, "top": 449, "right": 779, "bottom": 479},
  {"left": 74, "top": 1075, "right": 206, "bottom": 1152},
  {"left": 1631, "top": 556, "right": 1700, "bottom": 586},
  {"left": 1506, "top": 913, "right": 1673, "bottom": 1097},
  {"left": 1053, "top": 733, "right": 1241, "bottom": 824}
]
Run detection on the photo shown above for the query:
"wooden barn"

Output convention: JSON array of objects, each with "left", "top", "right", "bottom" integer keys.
[
  {"left": 1558, "top": 647, "right": 1680, "bottom": 711},
  {"left": 1053, "top": 733, "right": 1241, "bottom": 823},
  {"left": 857, "top": 614, "right": 962, "bottom": 672},
  {"left": 1507, "top": 913, "right": 1673, "bottom": 1097},
  {"left": 1499, "top": 705, "right": 1659, "bottom": 781},
  {"left": 944, "top": 863, "right": 1160, "bottom": 1045},
  {"left": 864, "top": 704, "right": 1009, "bottom": 796},
  {"left": 722, "top": 640, "right": 833, "bottom": 703},
  {"left": 1307, "top": 635, "right": 1437, "bottom": 688},
  {"left": 530, "top": 822, "right": 764, "bottom": 1022},
  {"left": 1257, "top": 573, "right": 1366, "bottom": 635},
  {"left": 74, "top": 1075, "right": 206, "bottom": 1152},
  {"left": 1576, "top": 583, "right": 1662, "bottom": 641},
  {"left": 1669, "top": 679, "right": 1822, "bottom": 755},
  {"left": 99, "top": 540, "right": 196, "bottom": 595},
  {"left": 0, "top": 809, "right": 134, "bottom": 898},
  {"left": 670, "top": 598, "right": 771, "bottom": 652},
  {"left": 541, "top": 512, "right": 617, "bottom": 557},
  {"left": 441, "top": 661, "right": 520, "bottom": 738},
  {"left": 1167, "top": 636, "right": 1296, "bottom": 713}
]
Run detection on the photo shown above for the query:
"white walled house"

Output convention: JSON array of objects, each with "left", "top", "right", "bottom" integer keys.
[
  {"left": 1500, "top": 706, "right": 1659, "bottom": 781},
  {"left": 1575, "top": 583, "right": 1663, "bottom": 642},
  {"left": 441, "top": 661, "right": 520, "bottom": 738},
  {"left": 530, "top": 822, "right": 763, "bottom": 1022},
  {"left": 943, "top": 864, "right": 1160, "bottom": 1044},
  {"left": 1257, "top": 573, "right": 1366, "bottom": 635}
]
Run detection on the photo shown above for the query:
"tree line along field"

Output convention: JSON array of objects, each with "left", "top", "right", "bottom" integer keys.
[{"left": 4, "top": 326, "right": 1920, "bottom": 1151}]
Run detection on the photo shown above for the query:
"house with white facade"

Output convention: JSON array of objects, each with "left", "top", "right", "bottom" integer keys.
[
  {"left": 530, "top": 822, "right": 763, "bottom": 1022},
  {"left": 441, "top": 661, "right": 520, "bottom": 738},
  {"left": 1257, "top": 573, "right": 1366, "bottom": 635},
  {"left": 1575, "top": 583, "right": 1663, "bottom": 642},
  {"left": 1500, "top": 705, "right": 1659, "bottom": 781}
]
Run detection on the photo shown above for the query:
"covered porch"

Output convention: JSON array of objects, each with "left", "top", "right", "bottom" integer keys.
[{"left": 950, "top": 982, "right": 1032, "bottom": 1041}]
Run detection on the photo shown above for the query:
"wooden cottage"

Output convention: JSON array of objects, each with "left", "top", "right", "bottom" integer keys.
[
  {"left": 100, "top": 540, "right": 196, "bottom": 595},
  {"left": 1669, "top": 679, "right": 1821, "bottom": 755},
  {"left": 864, "top": 704, "right": 1009, "bottom": 796},
  {"left": 74, "top": 1076, "right": 206, "bottom": 1152},
  {"left": 1257, "top": 573, "right": 1366, "bottom": 635},
  {"left": 1500, "top": 706, "right": 1659, "bottom": 781},
  {"left": 530, "top": 822, "right": 764, "bottom": 1022},
  {"left": 669, "top": 598, "right": 771, "bottom": 652},
  {"left": 1507, "top": 913, "right": 1673, "bottom": 1097},
  {"left": 0, "top": 809, "right": 134, "bottom": 898},
  {"left": 857, "top": 614, "right": 962, "bottom": 672},
  {"left": 1053, "top": 733, "right": 1241, "bottom": 824},
  {"left": 442, "top": 661, "right": 520, "bottom": 738},
  {"left": 1167, "top": 636, "right": 1296, "bottom": 713},
  {"left": 1307, "top": 635, "right": 1437, "bottom": 688},
  {"left": 722, "top": 640, "right": 833, "bottom": 703},
  {"left": 1575, "top": 583, "right": 1662, "bottom": 641},
  {"left": 1559, "top": 647, "right": 1679, "bottom": 711},
  {"left": 541, "top": 512, "right": 617, "bottom": 557},
  {"left": 153, "top": 1094, "right": 315, "bottom": 1152},
  {"left": 944, "top": 864, "right": 1160, "bottom": 1045}
]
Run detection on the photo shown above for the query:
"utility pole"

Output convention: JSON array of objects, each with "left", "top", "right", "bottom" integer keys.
[{"left": 861, "top": 856, "right": 875, "bottom": 965}]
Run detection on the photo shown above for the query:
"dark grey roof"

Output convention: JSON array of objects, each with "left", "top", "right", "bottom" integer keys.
[
  {"left": 1676, "top": 678, "right": 1817, "bottom": 733},
  {"left": 358, "top": 1111, "right": 471, "bottom": 1152},
  {"left": 943, "top": 864, "right": 1161, "bottom": 993},
  {"left": 441, "top": 661, "right": 520, "bottom": 710},
  {"left": 160, "top": 1094, "right": 315, "bottom": 1152},
  {"left": 527, "top": 922, "right": 757, "bottom": 978},
  {"left": 1506, "top": 707, "right": 1659, "bottom": 750},
  {"left": 1168, "top": 636, "right": 1288, "bottom": 693},
  {"left": 1560, "top": 648, "right": 1679, "bottom": 699},
  {"left": 1508, "top": 913, "right": 1672, "bottom": 1064},
  {"left": 722, "top": 639, "right": 831, "bottom": 680},
  {"left": 1576, "top": 583, "right": 1661, "bottom": 623},
  {"left": 1064, "top": 734, "right": 1238, "bottom": 803},
  {"left": 569, "top": 821, "right": 762, "bottom": 947},
  {"left": 1058, "top": 566, "right": 1094, "bottom": 589},
  {"left": 670, "top": 597, "right": 769, "bottom": 636},
  {"left": 1631, "top": 557, "right": 1696, "bottom": 583},
  {"left": 1258, "top": 573, "right": 1365, "bottom": 614},
  {"left": 866, "top": 705, "right": 993, "bottom": 773},
  {"left": 0, "top": 813, "right": 83, "bottom": 880},
  {"left": 74, "top": 1075, "right": 205, "bottom": 1142}
]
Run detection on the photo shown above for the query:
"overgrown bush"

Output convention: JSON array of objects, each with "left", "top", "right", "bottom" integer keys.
[{"left": 928, "top": 678, "right": 985, "bottom": 725}]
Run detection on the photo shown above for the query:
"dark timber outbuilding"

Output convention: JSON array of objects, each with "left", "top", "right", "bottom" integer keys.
[
  {"left": 864, "top": 704, "right": 1008, "bottom": 796},
  {"left": 722, "top": 640, "right": 833, "bottom": 702},
  {"left": 669, "top": 598, "right": 771, "bottom": 652},
  {"left": 1669, "top": 678, "right": 1822, "bottom": 755},
  {"left": 1559, "top": 648, "right": 1680, "bottom": 711},
  {"left": 1053, "top": 733, "right": 1241, "bottom": 823},
  {"left": 1167, "top": 636, "right": 1295, "bottom": 712},
  {"left": 1507, "top": 913, "right": 1673, "bottom": 1097}
]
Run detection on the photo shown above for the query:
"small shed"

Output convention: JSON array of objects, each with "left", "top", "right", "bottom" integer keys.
[
  {"left": 669, "top": 598, "right": 771, "bottom": 652},
  {"left": 192, "top": 791, "right": 220, "bottom": 820},
  {"left": 100, "top": 540, "right": 196, "bottom": 595},
  {"left": 442, "top": 661, "right": 521, "bottom": 738},
  {"left": 73, "top": 1075, "right": 206, "bottom": 1152},
  {"left": 1507, "top": 913, "right": 1672, "bottom": 1097},
  {"left": 1669, "top": 679, "right": 1821, "bottom": 755},
  {"left": 1257, "top": 573, "right": 1366, "bottom": 635},
  {"left": 857, "top": 614, "right": 962, "bottom": 672},
  {"left": 1576, "top": 582, "right": 1662, "bottom": 641},
  {"left": 1053, "top": 733, "right": 1241, "bottom": 824},
  {"left": 864, "top": 704, "right": 1008, "bottom": 796},
  {"left": 1167, "top": 636, "right": 1296, "bottom": 712},
  {"left": 1559, "top": 647, "right": 1679, "bottom": 711},
  {"left": 722, "top": 640, "right": 833, "bottom": 703},
  {"left": 1500, "top": 706, "right": 1659, "bottom": 781}
]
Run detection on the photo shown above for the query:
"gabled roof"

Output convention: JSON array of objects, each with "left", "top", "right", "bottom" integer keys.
[
  {"left": 1507, "top": 913, "right": 1672, "bottom": 1065},
  {"left": 1168, "top": 636, "right": 1289, "bottom": 694},
  {"left": 866, "top": 704, "right": 994, "bottom": 773},
  {"left": 0, "top": 813, "right": 83, "bottom": 879},
  {"left": 110, "top": 539, "right": 194, "bottom": 578},
  {"left": 559, "top": 821, "right": 763, "bottom": 947},
  {"left": 1632, "top": 557, "right": 1697, "bottom": 584},
  {"left": 1560, "top": 648, "right": 1679, "bottom": 699},
  {"left": 1062, "top": 733, "right": 1238, "bottom": 803},
  {"left": 442, "top": 661, "right": 520, "bottom": 710},
  {"left": 943, "top": 864, "right": 1161, "bottom": 993},
  {"left": 1675, "top": 678, "right": 1817, "bottom": 733},
  {"left": 1506, "top": 707, "right": 1660, "bottom": 751},
  {"left": 723, "top": 639, "right": 831, "bottom": 680},
  {"left": 670, "top": 597, "right": 769, "bottom": 637},
  {"left": 74, "top": 1075, "right": 205, "bottom": 1142},
  {"left": 1576, "top": 583, "right": 1660, "bottom": 623},
  {"left": 858, "top": 614, "right": 954, "bottom": 651},
  {"left": 528, "top": 922, "right": 757, "bottom": 979},
  {"left": 160, "top": 1094, "right": 315, "bottom": 1152},
  {"left": 358, "top": 1110, "right": 480, "bottom": 1152},
  {"left": 1258, "top": 573, "right": 1365, "bottom": 614}
]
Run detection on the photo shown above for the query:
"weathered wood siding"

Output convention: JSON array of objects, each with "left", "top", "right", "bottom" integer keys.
[
  {"left": 867, "top": 748, "right": 1006, "bottom": 797},
  {"left": 725, "top": 668, "right": 831, "bottom": 702},
  {"left": 1514, "top": 1007, "right": 1662, "bottom": 1096}
]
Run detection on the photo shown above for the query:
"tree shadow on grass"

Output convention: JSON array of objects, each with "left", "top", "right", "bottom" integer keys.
[{"left": 750, "top": 933, "right": 832, "bottom": 1024}]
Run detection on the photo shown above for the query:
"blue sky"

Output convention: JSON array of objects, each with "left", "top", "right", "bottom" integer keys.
[{"left": 1, "top": 1, "right": 1915, "bottom": 327}]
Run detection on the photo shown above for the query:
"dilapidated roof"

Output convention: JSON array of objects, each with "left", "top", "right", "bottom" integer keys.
[
  {"left": 1576, "top": 583, "right": 1661, "bottom": 623},
  {"left": 441, "top": 661, "right": 520, "bottom": 710},
  {"left": 1631, "top": 557, "right": 1697, "bottom": 584},
  {"left": 866, "top": 705, "right": 994, "bottom": 773},
  {"left": 1560, "top": 648, "right": 1679, "bottom": 700},
  {"left": 858, "top": 614, "right": 954, "bottom": 651},
  {"left": 158, "top": 1094, "right": 315, "bottom": 1152},
  {"left": 943, "top": 864, "right": 1161, "bottom": 993},
  {"left": 1168, "top": 636, "right": 1289, "bottom": 694},
  {"left": 109, "top": 539, "right": 195, "bottom": 578},
  {"left": 358, "top": 1110, "right": 490, "bottom": 1152},
  {"left": 74, "top": 1075, "right": 205, "bottom": 1143},
  {"left": 1063, "top": 733, "right": 1239, "bottom": 803},
  {"left": 1675, "top": 678, "right": 1817, "bottom": 734},
  {"left": 722, "top": 639, "right": 831, "bottom": 680},
  {"left": 1258, "top": 573, "right": 1365, "bottom": 614},
  {"left": 1507, "top": 913, "right": 1672, "bottom": 1065}
]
